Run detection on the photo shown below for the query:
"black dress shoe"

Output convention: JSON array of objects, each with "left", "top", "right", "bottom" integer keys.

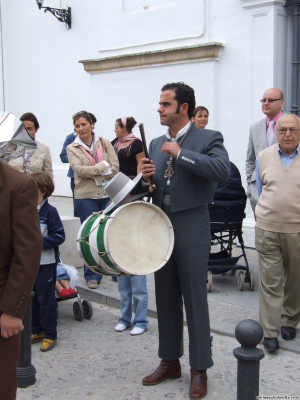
[
  {"left": 281, "top": 326, "right": 296, "bottom": 340},
  {"left": 263, "top": 337, "right": 279, "bottom": 350}
]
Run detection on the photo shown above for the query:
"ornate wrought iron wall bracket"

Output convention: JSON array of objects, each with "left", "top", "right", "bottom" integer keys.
[{"left": 36, "top": 1, "right": 71, "bottom": 29}]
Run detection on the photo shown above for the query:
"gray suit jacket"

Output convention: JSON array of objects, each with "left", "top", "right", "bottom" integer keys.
[
  {"left": 246, "top": 117, "right": 277, "bottom": 207},
  {"left": 149, "top": 125, "right": 230, "bottom": 212}
]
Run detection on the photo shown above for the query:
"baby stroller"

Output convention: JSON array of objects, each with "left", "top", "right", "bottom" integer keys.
[
  {"left": 207, "top": 162, "right": 255, "bottom": 292},
  {"left": 56, "top": 262, "right": 93, "bottom": 321}
]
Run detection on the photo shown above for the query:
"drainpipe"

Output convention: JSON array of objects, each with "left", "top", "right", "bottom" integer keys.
[
  {"left": 285, "top": 0, "right": 300, "bottom": 115},
  {"left": 0, "top": 0, "right": 5, "bottom": 110}
]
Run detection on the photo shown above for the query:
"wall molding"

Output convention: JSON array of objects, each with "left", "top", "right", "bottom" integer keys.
[
  {"left": 79, "top": 43, "right": 224, "bottom": 74},
  {"left": 241, "top": 0, "right": 285, "bottom": 9}
]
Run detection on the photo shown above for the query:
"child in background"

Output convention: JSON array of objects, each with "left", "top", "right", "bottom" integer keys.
[{"left": 31, "top": 173, "right": 65, "bottom": 352}]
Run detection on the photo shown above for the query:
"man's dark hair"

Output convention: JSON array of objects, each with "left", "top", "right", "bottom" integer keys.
[{"left": 161, "top": 82, "right": 195, "bottom": 119}]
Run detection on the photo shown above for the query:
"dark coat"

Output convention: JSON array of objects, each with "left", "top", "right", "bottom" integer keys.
[{"left": 149, "top": 125, "right": 231, "bottom": 212}]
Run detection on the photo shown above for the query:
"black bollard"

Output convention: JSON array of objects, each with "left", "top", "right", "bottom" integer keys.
[
  {"left": 17, "top": 291, "right": 36, "bottom": 388},
  {"left": 233, "top": 319, "right": 265, "bottom": 400}
]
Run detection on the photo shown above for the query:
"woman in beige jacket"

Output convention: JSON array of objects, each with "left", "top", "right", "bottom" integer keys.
[
  {"left": 9, "top": 112, "right": 53, "bottom": 177},
  {"left": 67, "top": 111, "right": 119, "bottom": 289}
]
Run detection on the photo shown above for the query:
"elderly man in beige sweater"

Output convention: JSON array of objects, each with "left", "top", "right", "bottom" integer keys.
[{"left": 255, "top": 114, "right": 300, "bottom": 351}]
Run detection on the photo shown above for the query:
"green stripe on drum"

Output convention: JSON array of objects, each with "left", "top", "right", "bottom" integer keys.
[
  {"left": 81, "top": 214, "right": 99, "bottom": 266},
  {"left": 96, "top": 216, "right": 120, "bottom": 273}
]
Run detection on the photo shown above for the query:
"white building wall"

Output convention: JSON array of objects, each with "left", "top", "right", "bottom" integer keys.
[{"left": 0, "top": 0, "right": 290, "bottom": 246}]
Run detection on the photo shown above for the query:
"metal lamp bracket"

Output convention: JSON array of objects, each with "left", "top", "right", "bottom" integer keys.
[{"left": 36, "top": 1, "right": 71, "bottom": 29}]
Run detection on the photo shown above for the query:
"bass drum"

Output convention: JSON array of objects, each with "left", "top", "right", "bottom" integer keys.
[{"left": 77, "top": 201, "right": 174, "bottom": 276}]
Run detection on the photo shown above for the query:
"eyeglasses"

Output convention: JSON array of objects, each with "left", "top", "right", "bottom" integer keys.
[
  {"left": 277, "top": 127, "right": 300, "bottom": 134},
  {"left": 260, "top": 98, "right": 282, "bottom": 103}
]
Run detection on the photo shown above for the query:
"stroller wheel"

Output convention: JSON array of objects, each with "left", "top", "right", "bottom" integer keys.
[
  {"left": 207, "top": 271, "right": 213, "bottom": 292},
  {"left": 249, "top": 270, "right": 255, "bottom": 291},
  {"left": 82, "top": 299, "right": 93, "bottom": 319},
  {"left": 238, "top": 271, "right": 245, "bottom": 291},
  {"left": 73, "top": 301, "right": 84, "bottom": 321}
]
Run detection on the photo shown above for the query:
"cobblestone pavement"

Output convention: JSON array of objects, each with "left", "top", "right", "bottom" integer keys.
[{"left": 17, "top": 301, "right": 300, "bottom": 400}]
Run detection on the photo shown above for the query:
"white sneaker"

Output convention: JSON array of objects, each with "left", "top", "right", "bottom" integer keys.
[
  {"left": 130, "top": 327, "right": 147, "bottom": 336},
  {"left": 115, "top": 324, "right": 128, "bottom": 332}
]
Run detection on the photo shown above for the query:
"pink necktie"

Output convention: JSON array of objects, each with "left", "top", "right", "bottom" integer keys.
[{"left": 267, "top": 120, "right": 275, "bottom": 146}]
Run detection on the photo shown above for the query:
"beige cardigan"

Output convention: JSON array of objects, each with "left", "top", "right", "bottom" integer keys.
[
  {"left": 256, "top": 144, "right": 300, "bottom": 233},
  {"left": 66, "top": 137, "right": 119, "bottom": 199},
  {"left": 8, "top": 140, "right": 53, "bottom": 178}
]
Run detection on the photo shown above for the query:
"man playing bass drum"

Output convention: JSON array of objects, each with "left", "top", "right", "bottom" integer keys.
[{"left": 141, "top": 82, "right": 230, "bottom": 400}]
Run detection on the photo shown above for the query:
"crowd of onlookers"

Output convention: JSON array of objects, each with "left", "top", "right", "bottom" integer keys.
[{"left": 6, "top": 111, "right": 155, "bottom": 351}]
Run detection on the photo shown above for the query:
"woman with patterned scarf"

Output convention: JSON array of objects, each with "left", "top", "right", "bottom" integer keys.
[
  {"left": 111, "top": 116, "right": 149, "bottom": 336},
  {"left": 66, "top": 111, "right": 119, "bottom": 289},
  {"left": 112, "top": 117, "right": 144, "bottom": 177}
]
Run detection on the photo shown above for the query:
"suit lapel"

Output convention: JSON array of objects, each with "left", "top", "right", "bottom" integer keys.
[{"left": 258, "top": 119, "right": 268, "bottom": 149}]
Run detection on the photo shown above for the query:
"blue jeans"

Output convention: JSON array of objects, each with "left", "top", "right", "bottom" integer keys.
[
  {"left": 117, "top": 275, "right": 148, "bottom": 329},
  {"left": 75, "top": 197, "right": 110, "bottom": 283}
]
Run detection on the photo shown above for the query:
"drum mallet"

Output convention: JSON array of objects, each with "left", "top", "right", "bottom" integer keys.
[{"left": 138, "top": 123, "right": 156, "bottom": 193}]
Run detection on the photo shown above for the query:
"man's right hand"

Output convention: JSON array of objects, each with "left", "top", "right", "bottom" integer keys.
[
  {"left": 141, "top": 158, "right": 155, "bottom": 181},
  {"left": 0, "top": 313, "right": 24, "bottom": 338}
]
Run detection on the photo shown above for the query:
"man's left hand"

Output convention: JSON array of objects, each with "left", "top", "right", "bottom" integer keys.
[
  {"left": 0, "top": 313, "right": 24, "bottom": 338},
  {"left": 161, "top": 142, "right": 181, "bottom": 157}
]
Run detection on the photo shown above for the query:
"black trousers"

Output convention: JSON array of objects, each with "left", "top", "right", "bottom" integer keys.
[
  {"left": 155, "top": 205, "right": 213, "bottom": 370},
  {"left": 32, "top": 263, "right": 58, "bottom": 340}
]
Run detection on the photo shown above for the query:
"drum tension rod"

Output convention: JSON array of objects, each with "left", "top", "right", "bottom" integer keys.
[{"left": 76, "top": 237, "right": 89, "bottom": 243}]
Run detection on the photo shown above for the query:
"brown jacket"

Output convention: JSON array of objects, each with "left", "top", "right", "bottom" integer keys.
[
  {"left": 0, "top": 162, "right": 42, "bottom": 318},
  {"left": 67, "top": 137, "right": 119, "bottom": 199}
]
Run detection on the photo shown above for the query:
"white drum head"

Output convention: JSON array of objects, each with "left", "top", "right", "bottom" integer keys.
[{"left": 105, "top": 202, "right": 174, "bottom": 275}]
